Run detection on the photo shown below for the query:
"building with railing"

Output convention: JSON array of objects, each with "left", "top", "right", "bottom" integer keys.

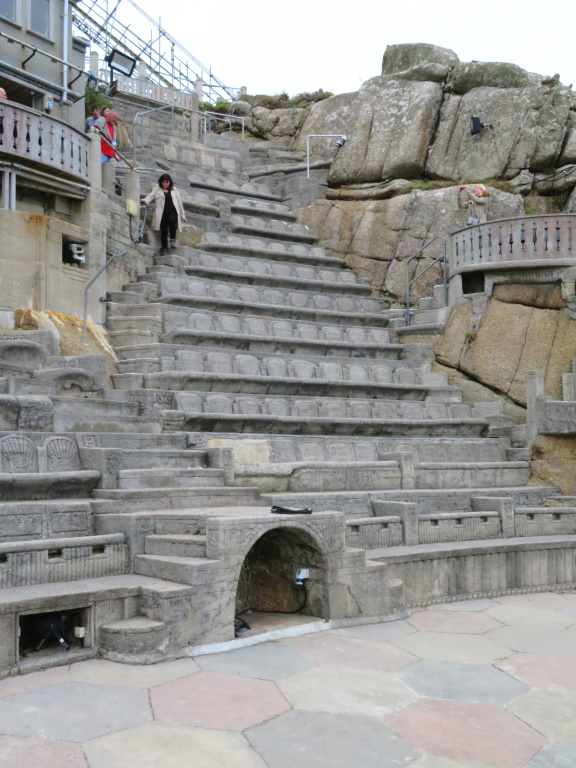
[
  {"left": 0, "top": 0, "right": 110, "bottom": 320},
  {"left": 449, "top": 215, "right": 576, "bottom": 306}
]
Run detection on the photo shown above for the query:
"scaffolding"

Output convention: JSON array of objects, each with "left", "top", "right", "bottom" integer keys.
[{"left": 72, "top": 0, "right": 238, "bottom": 103}]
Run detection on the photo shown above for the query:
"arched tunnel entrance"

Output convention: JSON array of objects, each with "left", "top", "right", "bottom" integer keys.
[{"left": 235, "top": 527, "right": 330, "bottom": 629}]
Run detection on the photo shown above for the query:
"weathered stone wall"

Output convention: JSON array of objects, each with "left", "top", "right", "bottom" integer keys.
[{"left": 435, "top": 288, "right": 576, "bottom": 417}]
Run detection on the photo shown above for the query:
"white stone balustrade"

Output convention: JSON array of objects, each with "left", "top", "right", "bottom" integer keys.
[
  {"left": 0, "top": 101, "right": 89, "bottom": 183},
  {"left": 451, "top": 215, "right": 576, "bottom": 272}
]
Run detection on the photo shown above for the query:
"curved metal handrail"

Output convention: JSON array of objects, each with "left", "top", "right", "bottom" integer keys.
[{"left": 405, "top": 237, "right": 447, "bottom": 326}]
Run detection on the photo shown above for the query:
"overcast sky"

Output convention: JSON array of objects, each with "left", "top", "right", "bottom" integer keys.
[{"left": 114, "top": 0, "right": 575, "bottom": 97}]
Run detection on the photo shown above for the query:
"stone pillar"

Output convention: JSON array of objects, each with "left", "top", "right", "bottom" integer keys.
[
  {"left": 526, "top": 369, "right": 544, "bottom": 445},
  {"left": 90, "top": 50, "right": 99, "bottom": 75},
  {"left": 123, "top": 171, "right": 140, "bottom": 215},
  {"left": 102, "top": 162, "right": 116, "bottom": 195}
]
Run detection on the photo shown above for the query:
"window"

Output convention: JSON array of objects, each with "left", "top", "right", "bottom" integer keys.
[
  {"left": 29, "top": 0, "right": 50, "bottom": 38},
  {"left": 0, "top": 0, "right": 17, "bottom": 22}
]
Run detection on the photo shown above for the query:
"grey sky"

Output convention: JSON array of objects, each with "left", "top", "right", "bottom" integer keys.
[{"left": 130, "top": 0, "right": 576, "bottom": 97}]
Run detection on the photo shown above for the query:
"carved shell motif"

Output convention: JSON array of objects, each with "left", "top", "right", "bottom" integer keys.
[
  {"left": 45, "top": 437, "right": 81, "bottom": 472},
  {"left": 0, "top": 435, "right": 38, "bottom": 473}
]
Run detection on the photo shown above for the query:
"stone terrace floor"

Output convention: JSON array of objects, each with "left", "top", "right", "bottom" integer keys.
[{"left": 0, "top": 591, "right": 575, "bottom": 767}]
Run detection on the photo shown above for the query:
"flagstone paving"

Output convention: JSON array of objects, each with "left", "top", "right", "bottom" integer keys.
[{"left": 0, "top": 591, "right": 575, "bottom": 768}]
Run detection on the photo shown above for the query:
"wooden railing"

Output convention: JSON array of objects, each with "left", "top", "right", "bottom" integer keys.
[
  {"left": 0, "top": 101, "right": 89, "bottom": 183},
  {"left": 451, "top": 215, "right": 576, "bottom": 271}
]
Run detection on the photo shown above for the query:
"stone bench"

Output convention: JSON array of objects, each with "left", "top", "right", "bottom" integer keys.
[
  {"left": 181, "top": 251, "right": 368, "bottom": 292},
  {"left": 200, "top": 232, "right": 342, "bottom": 267},
  {"left": 116, "top": 347, "right": 418, "bottom": 378},
  {"left": 0, "top": 432, "right": 101, "bottom": 500},
  {"left": 172, "top": 391, "right": 488, "bottom": 437},
  {"left": 145, "top": 275, "right": 382, "bottom": 315},
  {"left": 231, "top": 198, "right": 295, "bottom": 221},
  {"left": 186, "top": 431, "right": 529, "bottom": 493},
  {"left": 189, "top": 174, "right": 282, "bottom": 201},
  {"left": 230, "top": 214, "right": 316, "bottom": 243},
  {"left": 158, "top": 308, "right": 394, "bottom": 357},
  {"left": 112, "top": 352, "right": 455, "bottom": 400}
]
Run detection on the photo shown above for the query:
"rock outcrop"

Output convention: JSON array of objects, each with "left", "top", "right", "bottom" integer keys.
[
  {"left": 296, "top": 185, "right": 523, "bottom": 300},
  {"left": 289, "top": 44, "right": 573, "bottom": 186}
]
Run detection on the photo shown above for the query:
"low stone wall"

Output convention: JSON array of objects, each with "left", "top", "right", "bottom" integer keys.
[{"left": 381, "top": 536, "right": 576, "bottom": 607}]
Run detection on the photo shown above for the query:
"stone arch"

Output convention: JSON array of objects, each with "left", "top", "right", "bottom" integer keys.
[{"left": 234, "top": 525, "right": 332, "bottom": 626}]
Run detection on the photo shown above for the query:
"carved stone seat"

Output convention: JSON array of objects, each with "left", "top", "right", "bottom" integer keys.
[{"left": 0, "top": 434, "right": 100, "bottom": 500}]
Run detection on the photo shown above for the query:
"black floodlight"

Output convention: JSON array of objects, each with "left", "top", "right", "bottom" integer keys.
[
  {"left": 470, "top": 116, "right": 493, "bottom": 135},
  {"left": 104, "top": 48, "right": 137, "bottom": 78}
]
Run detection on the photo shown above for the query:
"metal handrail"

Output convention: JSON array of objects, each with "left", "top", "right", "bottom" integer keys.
[
  {"left": 198, "top": 110, "right": 245, "bottom": 140},
  {"left": 82, "top": 203, "right": 147, "bottom": 343},
  {"left": 405, "top": 237, "right": 448, "bottom": 326},
  {"left": 132, "top": 106, "right": 175, "bottom": 165},
  {"left": 306, "top": 134, "right": 347, "bottom": 177}
]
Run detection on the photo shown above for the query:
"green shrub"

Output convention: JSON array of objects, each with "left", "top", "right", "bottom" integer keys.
[
  {"left": 465, "top": 331, "right": 477, "bottom": 342},
  {"left": 524, "top": 202, "right": 536, "bottom": 215},
  {"left": 84, "top": 88, "right": 112, "bottom": 117}
]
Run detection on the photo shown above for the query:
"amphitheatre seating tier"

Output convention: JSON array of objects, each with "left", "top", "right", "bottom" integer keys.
[
  {"left": 113, "top": 345, "right": 422, "bottom": 376},
  {"left": 231, "top": 198, "right": 296, "bottom": 221},
  {"left": 199, "top": 232, "right": 343, "bottom": 266},
  {"left": 229, "top": 213, "right": 316, "bottom": 243},
  {"left": 189, "top": 173, "right": 282, "bottom": 201},
  {"left": 171, "top": 390, "right": 490, "bottom": 436},
  {"left": 127, "top": 274, "right": 383, "bottom": 315},
  {"left": 185, "top": 431, "right": 530, "bottom": 493},
  {"left": 178, "top": 250, "right": 370, "bottom": 292}
]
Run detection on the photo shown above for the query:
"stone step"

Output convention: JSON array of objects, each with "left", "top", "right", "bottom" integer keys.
[
  {"left": 90, "top": 431, "right": 192, "bottom": 450},
  {"left": 178, "top": 252, "right": 370, "bottom": 294},
  {"left": 90, "top": 485, "right": 265, "bottom": 513},
  {"left": 100, "top": 617, "right": 170, "bottom": 662},
  {"left": 51, "top": 396, "right": 139, "bottom": 418},
  {"left": 146, "top": 286, "right": 387, "bottom": 328},
  {"left": 116, "top": 449, "right": 207, "bottom": 470},
  {"left": 200, "top": 232, "right": 342, "bottom": 267},
  {"left": 171, "top": 391, "right": 488, "bottom": 437},
  {"left": 145, "top": 533, "right": 207, "bottom": 557},
  {"left": 143, "top": 266, "right": 371, "bottom": 299},
  {"left": 231, "top": 198, "right": 296, "bottom": 222},
  {"left": 229, "top": 214, "right": 315, "bottom": 243},
  {"left": 117, "top": 468, "right": 225, "bottom": 490},
  {"left": 134, "top": 553, "right": 222, "bottom": 586},
  {"left": 113, "top": 345, "right": 419, "bottom": 376},
  {"left": 111, "top": 368, "right": 458, "bottom": 400},
  {"left": 53, "top": 412, "right": 162, "bottom": 434},
  {"left": 107, "top": 291, "right": 148, "bottom": 305},
  {"left": 108, "top": 304, "right": 397, "bottom": 347},
  {"left": 114, "top": 331, "right": 402, "bottom": 361},
  {"left": 189, "top": 174, "right": 281, "bottom": 202}
]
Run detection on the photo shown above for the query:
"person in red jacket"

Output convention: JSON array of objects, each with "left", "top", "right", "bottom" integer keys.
[{"left": 96, "top": 110, "right": 120, "bottom": 163}]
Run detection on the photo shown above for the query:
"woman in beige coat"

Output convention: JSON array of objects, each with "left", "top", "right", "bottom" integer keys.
[{"left": 141, "top": 173, "right": 187, "bottom": 253}]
